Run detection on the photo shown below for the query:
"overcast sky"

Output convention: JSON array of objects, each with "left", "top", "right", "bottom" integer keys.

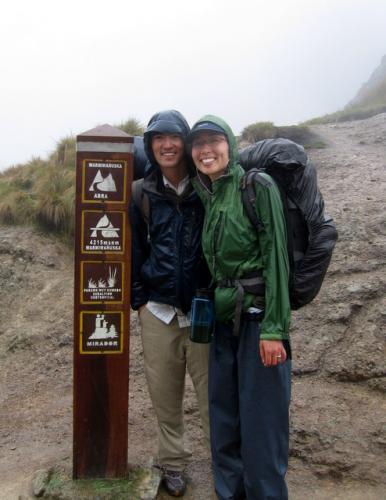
[{"left": 0, "top": 0, "right": 385, "bottom": 170}]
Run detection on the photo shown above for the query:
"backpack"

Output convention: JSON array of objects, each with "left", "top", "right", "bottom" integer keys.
[
  {"left": 131, "top": 178, "right": 151, "bottom": 242},
  {"left": 239, "top": 138, "right": 338, "bottom": 310},
  {"left": 131, "top": 179, "right": 150, "bottom": 223}
]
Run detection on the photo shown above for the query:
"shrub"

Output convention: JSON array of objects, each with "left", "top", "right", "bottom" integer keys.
[
  {"left": 53, "top": 136, "right": 76, "bottom": 168},
  {"left": 240, "top": 122, "right": 325, "bottom": 149},
  {"left": 117, "top": 118, "right": 144, "bottom": 136},
  {"left": 35, "top": 166, "right": 75, "bottom": 235},
  {"left": 36, "top": 195, "right": 72, "bottom": 234},
  {"left": 240, "top": 122, "right": 276, "bottom": 143},
  {"left": 0, "top": 201, "right": 15, "bottom": 224},
  {"left": 0, "top": 190, "right": 35, "bottom": 225}
]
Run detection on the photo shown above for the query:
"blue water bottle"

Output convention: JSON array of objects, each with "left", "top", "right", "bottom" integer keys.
[{"left": 190, "top": 289, "right": 214, "bottom": 343}]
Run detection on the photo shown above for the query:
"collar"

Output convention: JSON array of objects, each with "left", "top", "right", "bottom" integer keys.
[{"left": 162, "top": 174, "right": 190, "bottom": 196}]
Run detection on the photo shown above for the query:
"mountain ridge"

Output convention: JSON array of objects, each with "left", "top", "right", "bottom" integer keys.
[{"left": 347, "top": 54, "right": 386, "bottom": 108}]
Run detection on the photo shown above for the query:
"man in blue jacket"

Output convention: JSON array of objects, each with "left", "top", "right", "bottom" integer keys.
[{"left": 130, "top": 110, "right": 210, "bottom": 497}]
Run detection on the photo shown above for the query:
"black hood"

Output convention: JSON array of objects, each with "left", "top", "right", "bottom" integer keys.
[
  {"left": 143, "top": 110, "right": 191, "bottom": 169},
  {"left": 133, "top": 136, "right": 152, "bottom": 180}
]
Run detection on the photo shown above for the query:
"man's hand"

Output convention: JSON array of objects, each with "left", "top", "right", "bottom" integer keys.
[{"left": 259, "top": 340, "right": 287, "bottom": 367}]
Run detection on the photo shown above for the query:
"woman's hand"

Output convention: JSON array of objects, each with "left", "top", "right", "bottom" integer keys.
[{"left": 259, "top": 340, "right": 287, "bottom": 367}]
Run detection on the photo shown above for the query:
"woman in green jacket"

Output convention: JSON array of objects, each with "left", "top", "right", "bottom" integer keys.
[{"left": 189, "top": 116, "right": 291, "bottom": 500}]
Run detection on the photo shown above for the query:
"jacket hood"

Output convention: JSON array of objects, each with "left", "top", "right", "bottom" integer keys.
[
  {"left": 190, "top": 115, "right": 240, "bottom": 189},
  {"left": 190, "top": 114, "right": 239, "bottom": 165},
  {"left": 133, "top": 136, "right": 152, "bottom": 180},
  {"left": 143, "top": 110, "right": 191, "bottom": 169}
]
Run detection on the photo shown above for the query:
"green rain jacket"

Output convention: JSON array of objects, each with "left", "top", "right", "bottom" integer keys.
[{"left": 191, "top": 115, "right": 291, "bottom": 340}]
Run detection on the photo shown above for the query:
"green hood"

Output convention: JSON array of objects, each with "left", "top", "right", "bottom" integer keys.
[
  {"left": 193, "top": 114, "right": 239, "bottom": 162},
  {"left": 190, "top": 114, "right": 240, "bottom": 184}
]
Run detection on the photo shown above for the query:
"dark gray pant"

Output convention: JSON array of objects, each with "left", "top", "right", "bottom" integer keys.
[{"left": 209, "top": 315, "right": 291, "bottom": 500}]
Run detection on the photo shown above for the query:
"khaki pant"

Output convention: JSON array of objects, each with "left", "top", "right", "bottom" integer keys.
[{"left": 139, "top": 306, "right": 210, "bottom": 471}]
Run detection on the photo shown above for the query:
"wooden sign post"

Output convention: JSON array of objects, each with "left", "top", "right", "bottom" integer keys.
[{"left": 73, "top": 125, "right": 133, "bottom": 478}]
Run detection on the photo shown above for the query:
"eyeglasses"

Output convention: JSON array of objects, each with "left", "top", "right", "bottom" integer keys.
[{"left": 191, "top": 136, "right": 227, "bottom": 149}]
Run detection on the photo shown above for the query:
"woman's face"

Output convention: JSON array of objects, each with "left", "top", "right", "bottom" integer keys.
[{"left": 191, "top": 132, "right": 230, "bottom": 181}]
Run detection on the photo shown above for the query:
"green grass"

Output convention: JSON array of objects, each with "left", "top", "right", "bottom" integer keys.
[{"left": 32, "top": 465, "right": 159, "bottom": 500}]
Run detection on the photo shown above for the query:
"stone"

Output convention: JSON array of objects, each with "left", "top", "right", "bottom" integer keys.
[{"left": 31, "top": 469, "right": 50, "bottom": 497}]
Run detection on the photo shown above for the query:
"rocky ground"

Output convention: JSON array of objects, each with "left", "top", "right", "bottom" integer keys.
[{"left": 0, "top": 114, "right": 386, "bottom": 499}]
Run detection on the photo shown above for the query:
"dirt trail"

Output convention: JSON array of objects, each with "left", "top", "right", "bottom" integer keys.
[{"left": 1, "top": 114, "right": 386, "bottom": 499}]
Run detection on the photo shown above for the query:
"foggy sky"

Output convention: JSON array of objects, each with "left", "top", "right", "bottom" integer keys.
[{"left": 1, "top": 0, "right": 385, "bottom": 170}]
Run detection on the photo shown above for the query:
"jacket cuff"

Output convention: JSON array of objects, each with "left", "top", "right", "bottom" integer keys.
[
  {"left": 131, "top": 289, "right": 149, "bottom": 311},
  {"left": 132, "top": 302, "right": 147, "bottom": 311},
  {"left": 259, "top": 331, "right": 286, "bottom": 341}
]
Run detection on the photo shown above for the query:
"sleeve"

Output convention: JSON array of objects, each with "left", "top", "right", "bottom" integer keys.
[
  {"left": 254, "top": 175, "right": 291, "bottom": 340},
  {"left": 129, "top": 199, "right": 150, "bottom": 310}
]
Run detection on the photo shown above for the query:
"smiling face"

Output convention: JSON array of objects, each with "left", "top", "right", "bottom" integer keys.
[
  {"left": 151, "top": 133, "right": 185, "bottom": 173},
  {"left": 191, "top": 131, "right": 229, "bottom": 181}
]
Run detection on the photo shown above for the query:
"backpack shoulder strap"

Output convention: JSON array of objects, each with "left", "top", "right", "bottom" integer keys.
[
  {"left": 240, "top": 169, "right": 270, "bottom": 231},
  {"left": 132, "top": 178, "right": 150, "bottom": 225},
  {"left": 241, "top": 170, "right": 295, "bottom": 270}
]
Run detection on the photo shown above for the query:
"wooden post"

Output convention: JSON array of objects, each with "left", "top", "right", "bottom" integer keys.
[{"left": 73, "top": 125, "right": 133, "bottom": 478}]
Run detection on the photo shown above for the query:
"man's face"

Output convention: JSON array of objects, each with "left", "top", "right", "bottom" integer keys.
[
  {"left": 191, "top": 132, "right": 229, "bottom": 181},
  {"left": 151, "top": 133, "right": 185, "bottom": 171}
]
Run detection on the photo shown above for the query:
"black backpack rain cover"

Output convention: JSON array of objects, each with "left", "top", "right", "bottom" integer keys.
[{"left": 239, "top": 138, "right": 338, "bottom": 310}]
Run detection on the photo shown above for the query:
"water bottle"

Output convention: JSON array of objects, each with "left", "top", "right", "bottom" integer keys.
[{"left": 190, "top": 289, "right": 214, "bottom": 343}]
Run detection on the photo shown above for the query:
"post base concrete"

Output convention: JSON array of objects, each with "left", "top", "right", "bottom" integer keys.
[{"left": 23, "top": 464, "right": 162, "bottom": 500}]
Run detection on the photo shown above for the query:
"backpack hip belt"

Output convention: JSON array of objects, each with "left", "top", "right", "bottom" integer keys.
[{"left": 217, "top": 271, "right": 265, "bottom": 336}]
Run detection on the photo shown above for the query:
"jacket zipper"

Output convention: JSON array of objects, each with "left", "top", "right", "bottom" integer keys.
[
  {"left": 212, "top": 210, "right": 225, "bottom": 272},
  {"left": 175, "top": 203, "right": 183, "bottom": 307}
]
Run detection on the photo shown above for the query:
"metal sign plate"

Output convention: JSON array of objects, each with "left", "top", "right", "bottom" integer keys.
[
  {"left": 80, "top": 261, "right": 124, "bottom": 304},
  {"left": 80, "top": 311, "right": 124, "bottom": 354},
  {"left": 82, "top": 160, "right": 127, "bottom": 203},
  {"left": 81, "top": 210, "right": 125, "bottom": 254}
]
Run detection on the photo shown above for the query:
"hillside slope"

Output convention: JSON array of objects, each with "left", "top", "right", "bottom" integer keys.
[
  {"left": 306, "top": 55, "right": 386, "bottom": 124},
  {"left": 1, "top": 114, "right": 386, "bottom": 499},
  {"left": 348, "top": 55, "right": 386, "bottom": 109}
]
